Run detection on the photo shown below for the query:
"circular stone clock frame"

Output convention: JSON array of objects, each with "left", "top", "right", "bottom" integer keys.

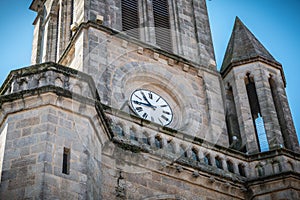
[{"left": 130, "top": 89, "right": 173, "bottom": 126}]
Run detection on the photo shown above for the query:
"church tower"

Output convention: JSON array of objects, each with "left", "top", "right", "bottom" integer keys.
[
  {"left": 221, "top": 17, "right": 299, "bottom": 154},
  {"left": 0, "top": 0, "right": 299, "bottom": 199},
  {"left": 29, "top": 0, "right": 228, "bottom": 146}
]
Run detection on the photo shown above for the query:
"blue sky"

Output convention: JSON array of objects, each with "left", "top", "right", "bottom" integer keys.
[{"left": 0, "top": 0, "right": 299, "bottom": 142}]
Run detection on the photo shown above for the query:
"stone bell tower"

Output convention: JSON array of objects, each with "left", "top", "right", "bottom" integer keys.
[
  {"left": 29, "top": 0, "right": 228, "bottom": 146},
  {"left": 221, "top": 17, "right": 299, "bottom": 154}
]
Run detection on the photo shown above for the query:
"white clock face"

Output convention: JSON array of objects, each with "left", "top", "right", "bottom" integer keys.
[{"left": 130, "top": 89, "right": 173, "bottom": 126}]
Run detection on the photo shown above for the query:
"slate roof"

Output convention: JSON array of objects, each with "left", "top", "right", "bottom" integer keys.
[{"left": 220, "top": 17, "right": 281, "bottom": 75}]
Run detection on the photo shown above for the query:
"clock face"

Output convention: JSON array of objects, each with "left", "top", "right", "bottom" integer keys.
[{"left": 130, "top": 89, "right": 173, "bottom": 126}]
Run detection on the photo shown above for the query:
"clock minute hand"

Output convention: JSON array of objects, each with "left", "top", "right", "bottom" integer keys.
[
  {"left": 133, "top": 101, "right": 156, "bottom": 108},
  {"left": 141, "top": 92, "right": 153, "bottom": 106}
]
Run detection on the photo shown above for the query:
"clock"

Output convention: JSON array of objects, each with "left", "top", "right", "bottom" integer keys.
[{"left": 130, "top": 89, "right": 173, "bottom": 126}]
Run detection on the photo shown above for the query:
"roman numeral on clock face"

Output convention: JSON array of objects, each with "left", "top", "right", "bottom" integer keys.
[
  {"left": 142, "top": 113, "right": 148, "bottom": 119},
  {"left": 136, "top": 107, "right": 143, "bottom": 112},
  {"left": 163, "top": 111, "right": 171, "bottom": 115},
  {"left": 161, "top": 115, "right": 169, "bottom": 121}
]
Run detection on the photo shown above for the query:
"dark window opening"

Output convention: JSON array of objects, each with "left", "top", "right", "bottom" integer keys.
[
  {"left": 215, "top": 157, "right": 223, "bottom": 169},
  {"left": 121, "top": 0, "right": 140, "bottom": 39},
  {"left": 154, "top": 136, "right": 162, "bottom": 149},
  {"left": 62, "top": 147, "right": 70, "bottom": 175},
  {"left": 238, "top": 164, "right": 246, "bottom": 177},
  {"left": 191, "top": 149, "right": 199, "bottom": 162},
  {"left": 130, "top": 130, "right": 138, "bottom": 141},
  {"left": 70, "top": 0, "right": 74, "bottom": 38},
  {"left": 153, "top": 0, "right": 172, "bottom": 52},
  {"left": 180, "top": 146, "right": 187, "bottom": 157},
  {"left": 245, "top": 74, "right": 269, "bottom": 152},
  {"left": 256, "top": 165, "right": 264, "bottom": 177},
  {"left": 204, "top": 154, "right": 211, "bottom": 165},
  {"left": 227, "top": 161, "right": 234, "bottom": 173},
  {"left": 225, "top": 86, "right": 242, "bottom": 151},
  {"left": 142, "top": 137, "right": 150, "bottom": 145}
]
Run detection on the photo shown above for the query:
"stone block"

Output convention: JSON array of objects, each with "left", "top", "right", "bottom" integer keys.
[
  {"left": 15, "top": 117, "right": 40, "bottom": 129},
  {"left": 11, "top": 155, "right": 37, "bottom": 168},
  {"left": 13, "top": 135, "right": 37, "bottom": 148}
]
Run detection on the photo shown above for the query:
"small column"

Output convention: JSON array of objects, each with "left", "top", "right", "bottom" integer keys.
[
  {"left": 254, "top": 67, "right": 283, "bottom": 149},
  {"left": 232, "top": 77, "right": 259, "bottom": 153}
]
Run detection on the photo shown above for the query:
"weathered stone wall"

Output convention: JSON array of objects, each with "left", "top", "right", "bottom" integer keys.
[
  {"left": 0, "top": 62, "right": 299, "bottom": 200},
  {"left": 0, "top": 63, "right": 107, "bottom": 199},
  {"left": 63, "top": 24, "right": 228, "bottom": 147},
  {"left": 101, "top": 144, "right": 246, "bottom": 200}
]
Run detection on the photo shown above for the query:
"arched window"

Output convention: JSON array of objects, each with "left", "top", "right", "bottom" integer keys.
[
  {"left": 256, "top": 165, "right": 264, "bottom": 177},
  {"left": 121, "top": 0, "right": 139, "bottom": 39},
  {"left": 142, "top": 133, "right": 150, "bottom": 145},
  {"left": 215, "top": 157, "right": 223, "bottom": 169},
  {"left": 166, "top": 140, "right": 175, "bottom": 153},
  {"left": 204, "top": 154, "right": 211, "bottom": 165},
  {"left": 191, "top": 148, "right": 199, "bottom": 162},
  {"left": 245, "top": 73, "right": 269, "bottom": 152},
  {"left": 227, "top": 160, "right": 234, "bottom": 173},
  {"left": 272, "top": 161, "right": 282, "bottom": 174},
  {"left": 179, "top": 145, "right": 187, "bottom": 157},
  {"left": 238, "top": 164, "right": 246, "bottom": 177},
  {"left": 130, "top": 129, "right": 138, "bottom": 141},
  {"left": 152, "top": 0, "right": 172, "bottom": 52},
  {"left": 38, "top": 6, "right": 47, "bottom": 63},
  {"left": 154, "top": 135, "right": 163, "bottom": 149},
  {"left": 225, "top": 86, "right": 242, "bottom": 150}
]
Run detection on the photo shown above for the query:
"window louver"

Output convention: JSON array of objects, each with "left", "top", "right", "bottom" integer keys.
[
  {"left": 153, "top": 0, "right": 172, "bottom": 52},
  {"left": 121, "top": 0, "right": 139, "bottom": 39}
]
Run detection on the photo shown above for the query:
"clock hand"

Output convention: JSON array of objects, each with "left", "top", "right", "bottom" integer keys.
[
  {"left": 141, "top": 91, "right": 153, "bottom": 106},
  {"left": 133, "top": 100, "right": 157, "bottom": 109}
]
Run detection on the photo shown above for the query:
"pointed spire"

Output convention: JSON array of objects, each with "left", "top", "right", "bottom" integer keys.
[{"left": 220, "top": 17, "right": 281, "bottom": 74}]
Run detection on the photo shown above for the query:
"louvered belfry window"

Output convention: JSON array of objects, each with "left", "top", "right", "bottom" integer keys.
[
  {"left": 153, "top": 0, "right": 172, "bottom": 52},
  {"left": 121, "top": 0, "right": 140, "bottom": 39}
]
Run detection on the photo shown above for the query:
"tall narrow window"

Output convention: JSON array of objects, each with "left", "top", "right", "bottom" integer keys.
[
  {"left": 245, "top": 74, "right": 269, "bottom": 152},
  {"left": 38, "top": 7, "right": 47, "bottom": 63},
  {"left": 62, "top": 147, "right": 70, "bottom": 175},
  {"left": 225, "top": 86, "right": 242, "bottom": 150},
  {"left": 54, "top": 6, "right": 60, "bottom": 61},
  {"left": 153, "top": 0, "right": 172, "bottom": 52},
  {"left": 238, "top": 164, "right": 246, "bottom": 177},
  {"left": 121, "top": 0, "right": 139, "bottom": 39},
  {"left": 255, "top": 114, "right": 269, "bottom": 152},
  {"left": 69, "top": 0, "right": 74, "bottom": 38}
]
